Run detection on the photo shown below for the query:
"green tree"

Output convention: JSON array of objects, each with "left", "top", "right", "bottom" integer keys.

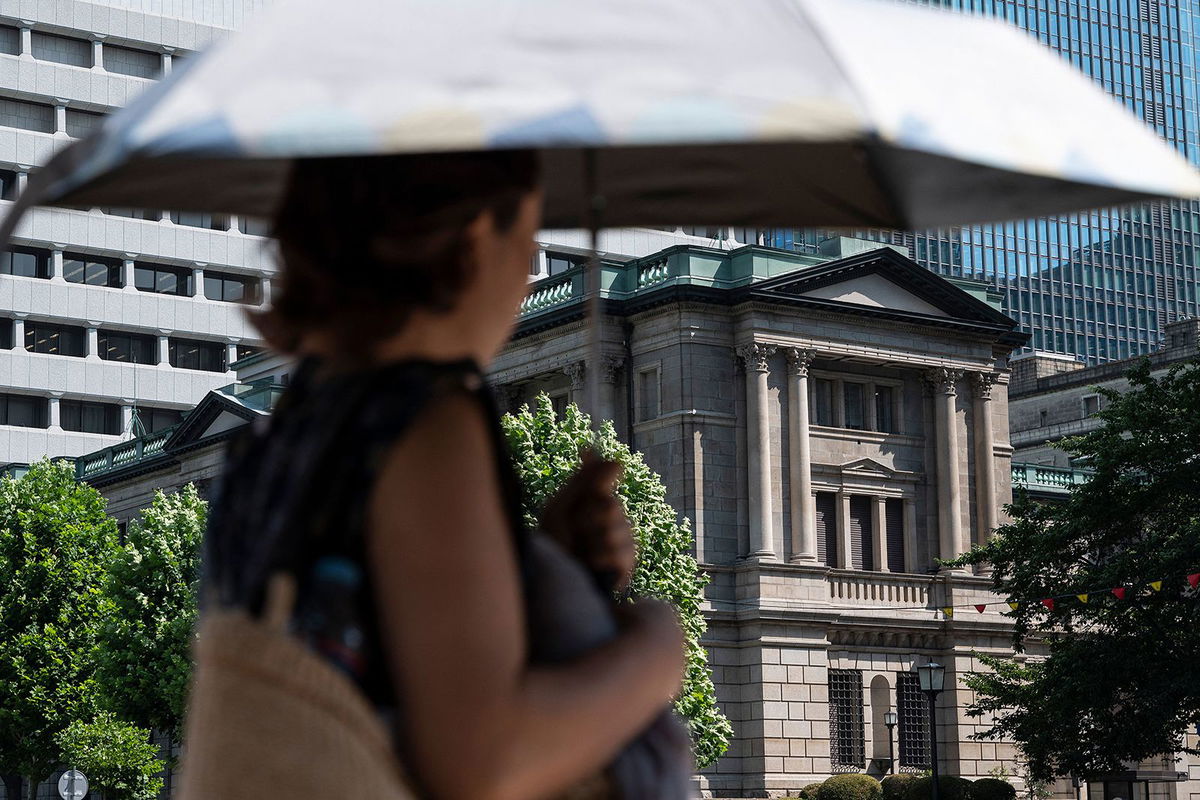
[
  {"left": 56, "top": 713, "right": 164, "bottom": 800},
  {"left": 0, "top": 460, "right": 118, "bottom": 797},
  {"left": 502, "top": 396, "right": 733, "bottom": 767},
  {"left": 95, "top": 486, "right": 206, "bottom": 740},
  {"left": 954, "top": 358, "right": 1200, "bottom": 782}
]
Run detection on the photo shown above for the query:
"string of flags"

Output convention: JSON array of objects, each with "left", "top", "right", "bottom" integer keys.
[{"left": 936, "top": 571, "right": 1200, "bottom": 618}]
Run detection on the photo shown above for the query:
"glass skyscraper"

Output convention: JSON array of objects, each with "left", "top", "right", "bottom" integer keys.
[{"left": 775, "top": 0, "right": 1200, "bottom": 364}]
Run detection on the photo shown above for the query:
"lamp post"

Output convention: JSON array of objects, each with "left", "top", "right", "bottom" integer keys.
[
  {"left": 884, "top": 710, "right": 898, "bottom": 775},
  {"left": 917, "top": 662, "right": 946, "bottom": 800}
]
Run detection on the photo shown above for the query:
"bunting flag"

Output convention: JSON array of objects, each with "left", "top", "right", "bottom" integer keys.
[
  {"left": 975, "top": 604, "right": 987, "bottom": 613},
  {"left": 1008, "top": 601, "right": 1020, "bottom": 611},
  {"left": 1042, "top": 598, "right": 1056, "bottom": 611},
  {"left": 942, "top": 607, "right": 955, "bottom": 618},
  {"left": 1150, "top": 581, "right": 1163, "bottom": 592},
  {"left": 1077, "top": 594, "right": 1089, "bottom": 603},
  {"left": 1112, "top": 587, "right": 1127, "bottom": 600},
  {"left": 1190, "top": 573, "right": 1200, "bottom": 589}
]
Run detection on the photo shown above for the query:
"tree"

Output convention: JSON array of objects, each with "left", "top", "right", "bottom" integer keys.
[
  {"left": 56, "top": 713, "right": 164, "bottom": 800},
  {"left": 0, "top": 460, "right": 118, "bottom": 797},
  {"left": 95, "top": 486, "right": 206, "bottom": 740},
  {"left": 502, "top": 396, "right": 733, "bottom": 767},
  {"left": 954, "top": 358, "right": 1200, "bottom": 782}
]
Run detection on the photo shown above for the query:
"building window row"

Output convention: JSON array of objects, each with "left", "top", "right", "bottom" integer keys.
[
  {"left": 0, "top": 391, "right": 182, "bottom": 434},
  {"left": 2, "top": 245, "right": 263, "bottom": 303},
  {"left": 812, "top": 376, "right": 900, "bottom": 434},
  {"left": 0, "top": 23, "right": 174, "bottom": 78},
  {"left": 1, "top": 319, "right": 237, "bottom": 373},
  {"left": 814, "top": 491, "right": 906, "bottom": 572}
]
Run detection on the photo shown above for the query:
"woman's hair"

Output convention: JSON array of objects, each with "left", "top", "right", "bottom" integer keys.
[{"left": 255, "top": 150, "right": 540, "bottom": 355}]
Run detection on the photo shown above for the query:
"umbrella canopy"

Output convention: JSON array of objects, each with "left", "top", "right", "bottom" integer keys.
[{"left": 3, "top": 0, "right": 1199, "bottom": 242}]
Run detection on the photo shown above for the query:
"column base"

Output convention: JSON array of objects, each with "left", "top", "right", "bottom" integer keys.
[{"left": 788, "top": 554, "right": 819, "bottom": 564}]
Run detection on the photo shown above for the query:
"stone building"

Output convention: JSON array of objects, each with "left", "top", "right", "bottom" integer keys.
[{"left": 1009, "top": 317, "right": 1200, "bottom": 469}]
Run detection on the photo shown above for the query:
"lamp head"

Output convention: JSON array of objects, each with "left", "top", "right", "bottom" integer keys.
[
  {"left": 884, "top": 711, "right": 898, "bottom": 727},
  {"left": 917, "top": 661, "right": 946, "bottom": 692}
]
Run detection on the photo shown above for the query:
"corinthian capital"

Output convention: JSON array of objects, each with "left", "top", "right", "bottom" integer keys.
[
  {"left": 970, "top": 371, "right": 1000, "bottom": 400},
  {"left": 923, "top": 367, "right": 963, "bottom": 396},
  {"left": 598, "top": 354, "right": 625, "bottom": 384},
  {"left": 562, "top": 361, "right": 586, "bottom": 390},
  {"left": 786, "top": 347, "right": 818, "bottom": 377},
  {"left": 736, "top": 343, "right": 777, "bottom": 373}
]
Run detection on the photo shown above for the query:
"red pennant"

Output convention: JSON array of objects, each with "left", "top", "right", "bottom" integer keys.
[
  {"left": 1041, "top": 598, "right": 1055, "bottom": 611},
  {"left": 1112, "top": 587, "right": 1127, "bottom": 600},
  {"left": 1188, "top": 573, "right": 1200, "bottom": 589},
  {"left": 975, "top": 604, "right": 987, "bottom": 613}
]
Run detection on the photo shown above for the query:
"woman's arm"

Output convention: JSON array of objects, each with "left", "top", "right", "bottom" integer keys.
[{"left": 367, "top": 393, "right": 685, "bottom": 800}]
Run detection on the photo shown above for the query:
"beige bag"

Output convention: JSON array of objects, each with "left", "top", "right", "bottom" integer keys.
[{"left": 177, "top": 575, "right": 418, "bottom": 800}]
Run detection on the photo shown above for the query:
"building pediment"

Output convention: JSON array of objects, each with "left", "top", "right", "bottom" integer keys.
[
  {"left": 749, "top": 247, "right": 1014, "bottom": 329},
  {"left": 838, "top": 457, "right": 898, "bottom": 479},
  {"left": 164, "top": 389, "right": 260, "bottom": 451}
]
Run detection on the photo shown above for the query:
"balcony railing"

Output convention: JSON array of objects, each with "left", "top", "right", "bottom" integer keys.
[
  {"left": 828, "top": 570, "right": 933, "bottom": 607},
  {"left": 1011, "top": 462, "right": 1092, "bottom": 495},
  {"left": 76, "top": 426, "right": 176, "bottom": 480}
]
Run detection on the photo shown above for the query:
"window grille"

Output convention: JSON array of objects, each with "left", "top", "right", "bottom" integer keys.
[
  {"left": 829, "top": 669, "right": 865, "bottom": 770},
  {"left": 897, "top": 672, "right": 930, "bottom": 771}
]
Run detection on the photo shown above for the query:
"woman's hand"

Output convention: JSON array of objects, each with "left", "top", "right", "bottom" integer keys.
[{"left": 540, "top": 451, "right": 637, "bottom": 594}]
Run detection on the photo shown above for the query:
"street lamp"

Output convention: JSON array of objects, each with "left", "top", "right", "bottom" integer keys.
[
  {"left": 884, "top": 710, "right": 898, "bottom": 775},
  {"left": 917, "top": 662, "right": 946, "bottom": 800}
]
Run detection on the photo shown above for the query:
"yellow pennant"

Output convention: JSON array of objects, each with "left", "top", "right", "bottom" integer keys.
[
  {"left": 1150, "top": 581, "right": 1163, "bottom": 592},
  {"left": 1077, "top": 594, "right": 1089, "bottom": 603},
  {"left": 1007, "top": 601, "right": 1019, "bottom": 611},
  {"left": 942, "top": 607, "right": 955, "bottom": 618}
]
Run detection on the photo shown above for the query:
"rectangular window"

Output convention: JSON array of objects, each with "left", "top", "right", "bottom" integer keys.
[
  {"left": 1082, "top": 395, "right": 1103, "bottom": 417},
  {"left": 236, "top": 344, "right": 262, "bottom": 362},
  {"left": 547, "top": 253, "right": 579, "bottom": 276},
  {"left": 844, "top": 383, "right": 866, "bottom": 430},
  {"left": 168, "top": 337, "right": 225, "bottom": 372},
  {"left": 103, "top": 207, "right": 161, "bottom": 221},
  {"left": 25, "top": 322, "right": 85, "bottom": 357},
  {"left": 138, "top": 406, "right": 183, "bottom": 434},
  {"left": 65, "top": 109, "right": 104, "bottom": 138},
  {"left": 0, "top": 318, "right": 12, "bottom": 349},
  {"left": 0, "top": 393, "right": 48, "bottom": 428},
  {"left": 875, "top": 385, "right": 897, "bottom": 433},
  {"left": 98, "top": 330, "right": 156, "bottom": 365},
  {"left": 2, "top": 246, "right": 49, "bottom": 278},
  {"left": 204, "top": 270, "right": 262, "bottom": 304},
  {"left": 637, "top": 367, "right": 660, "bottom": 423},
  {"left": 103, "top": 44, "right": 161, "bottom": 78},
  {"left": 848, "top": 495, "right": 874, "bottom": 571},
  {"left": 31, "top": 31, "right": 92, "bottom": 67},
  {"left": 0, "top": 25, "right": 20, "bottom": 55},
  {"left": 60, "top": 400, "right": 121, "bottom": 435},
  {"left": 829, "top": 669, "right": 865, "bottom": 769},
  {"left": 134, "top": 262, "right": 193, "bottom": 296},
  {"left": 169, "top": 210, "right": 230, "bottom": 231},
  {"left": 815, "top": 491, "right": 838, "bottom": 567},
  {"left": 885, "top": 498, "right": 905, "bottom": 573},
  {"left": 550, "top": 392, "right": 569, "bottom": 419},
  {"left": 812, "top": 378, "right": 834, "bottom": 426},
  {"left": 240, "top": 216, "right": 272, "bottom": 237},
  {"left": 0, "top": 168, "right": 17, "bottom": 200},
  {"left": 897, "top": 672, "right": 930, "bottom": 770},
  {"left": 64, "top": 253, "right": 122, "bottom": 288}
]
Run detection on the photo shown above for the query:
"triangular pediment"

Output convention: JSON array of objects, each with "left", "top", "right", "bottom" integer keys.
[
  {"left": 164, "top": 390, "right": 260, "bottom": 451},
  {"left": 840, "top": 457, "right": 897, "bottom": 477},
  {"left": 749, "top": 248, "right": 1014, "bottom": 329}
]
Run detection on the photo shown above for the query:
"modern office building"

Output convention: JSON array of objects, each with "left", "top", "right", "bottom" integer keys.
[{"left": 793, "top": 0, "right": 1200, "bottom": 365}]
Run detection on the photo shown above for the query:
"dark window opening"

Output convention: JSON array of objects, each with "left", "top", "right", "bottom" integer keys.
[
  {"left": 0, "top": 97, "right": 54, "bottom": 133},
  {"left": 816, "top": 491, "right": 838, "bottom": 567},
  {"left": 61, "top": 399, "right": 121, "bottom": 435},
  {"left": 204, "top": 270, "right": 261, "bottom": 304},
  {"left": 235, "top": 344, "right": 263, "bottom": 362},
  {"left": 848, "top": 495, "right": 873, "bottom": 571},
  {"left": 31, "top": 31, "right": 92, "bottom": 67},
  {"left": 170, "top": 210, "right": 230, "bottom": 231},
  {"left": 546, "top": 253, "right": 582, "bottom": 276},
  {"left": 0, "top": 168, "right": 17, "bottom": 200},
  {"left": 136, "top": 406, "right": 183, "bottom": 434},
  {"left": 813, "top": 378, "right": 835, "bottom": 426},
  {"left": 64, "top": 253, "right": 122, "bottom": 287},
  {"left": 98, "top": 330, "right": 156, "bottom": 365},
  {"left": 885, "top": 498, "right": 905, "bottom": 573},
  {"left": 2, "top": 246, "right": 50, "bottom": 278},
  {"left": 25, "top": 322, "right": 85, "bottom": 357},
  {"left": 0, "top": 393, "right": 48, "bottom": 428},
  {"left": 830, "top": 669, "right": 865, "bottom": 769},
  {"left": 103, "top": 44, "right": 161, "bottom": 79},
  {"left": 134, "top": 262, "right": 193, "bottom": 296},
  {"left": 65, "top": 109, "right": 104, "bottom": 138},
  {"left": 168, "top": 337, "right": 225, "bottom": 372}
]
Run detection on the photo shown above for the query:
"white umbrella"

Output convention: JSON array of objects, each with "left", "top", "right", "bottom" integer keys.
[{"left": 4, "top": 0, "right": 1198, "bottom": 233}]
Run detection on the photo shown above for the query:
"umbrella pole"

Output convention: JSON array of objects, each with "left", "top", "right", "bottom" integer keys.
[{"left": 583, "top": 148, "right": 605, "bottom": 432}]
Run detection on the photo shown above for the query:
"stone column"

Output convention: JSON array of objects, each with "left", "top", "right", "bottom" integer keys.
[
  {"left": 53, "top": 101, "right": 67, "bottom": 135},
  {"left": 91, "top": 36, "right": 104, "bottom": 69},
  {"left": 874, "top": 495, "right": 888, "bottom": 572},
  {"left": 737, "top": 342, "right": 777, "bottom": 560},
  {"left": 16, "top": 169, "right": 29, "bottom": 194},
  {"left": 49, "top": 248, "right": 64, "bottom": 281},
  {"left": 226, "top": 342, "right": 239, "bottom": 372},
  {"left": 836, "top": 489, "right": 852, "bottom": 569},
  {"left": 12, "top": 316, "right": 25, "bottom": 348},
  {"left": 157, "top": 334, "right": 170, "bottom": 366},
  {"left": 229, "top": 215, "right": 241, "bottom": 234},
  {"left": 971, "top": 372, "right": 1000, "bottom": 552},
  {"left": 786, "top": 347, "right": 818, "bottom": 563},
  {"left": 48, "top": 395, "right": 61, "bottom": 430},
  {"left": 122, "top": 256, "right": 137, "bottom": 291},
  {"left": 86, "top": 326, "right": 100, "bottom": 359},
  {"left": 925, "top": 368, "right": 965, "bottom": 565},
  {"left": 563, "top": 361, "right": 586, "bottom": 408},
  {"left": 194, "top": 264, "right": 207, "bottom": 299},
  {"left": 161, "top": 49, "right": 173, "bottom": 75},
  {"left": 18, "top": 24, "right": 32, "bottom": 58},
  {"left": 597, "top": 355, "right": 624, "bottom": 423}
]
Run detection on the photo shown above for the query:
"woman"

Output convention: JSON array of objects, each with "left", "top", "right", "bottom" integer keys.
[{"left": 203, "top": 150, "right": 690, "bottom": 800}]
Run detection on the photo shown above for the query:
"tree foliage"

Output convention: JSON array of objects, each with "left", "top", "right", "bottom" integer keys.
[
  {"left": 0, "top": 460, "right": 117, "bottom": 783},
  {"left": 56, "top": 712, "right": 164, "bottom": 800},
  {"left": 816, "top": 773, "right": 882, "bottom": 800},
  {"left": 954, "top": 358, "right": 1200, "bottom": 781},
  {"left": 501, "top": 396, "right": 733, "bottom": 767},
  {"left": 96, "top": 486, "right": 206, "bottom": 740}
]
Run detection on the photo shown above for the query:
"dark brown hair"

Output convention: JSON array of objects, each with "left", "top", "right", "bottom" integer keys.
[{"left": 255, "top": 150, "right": 539, "bottom": 355}]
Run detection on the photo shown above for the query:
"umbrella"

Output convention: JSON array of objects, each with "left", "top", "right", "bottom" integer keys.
[{"left": 4, "top": 0, "right": 1199, "bottom": 410}]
